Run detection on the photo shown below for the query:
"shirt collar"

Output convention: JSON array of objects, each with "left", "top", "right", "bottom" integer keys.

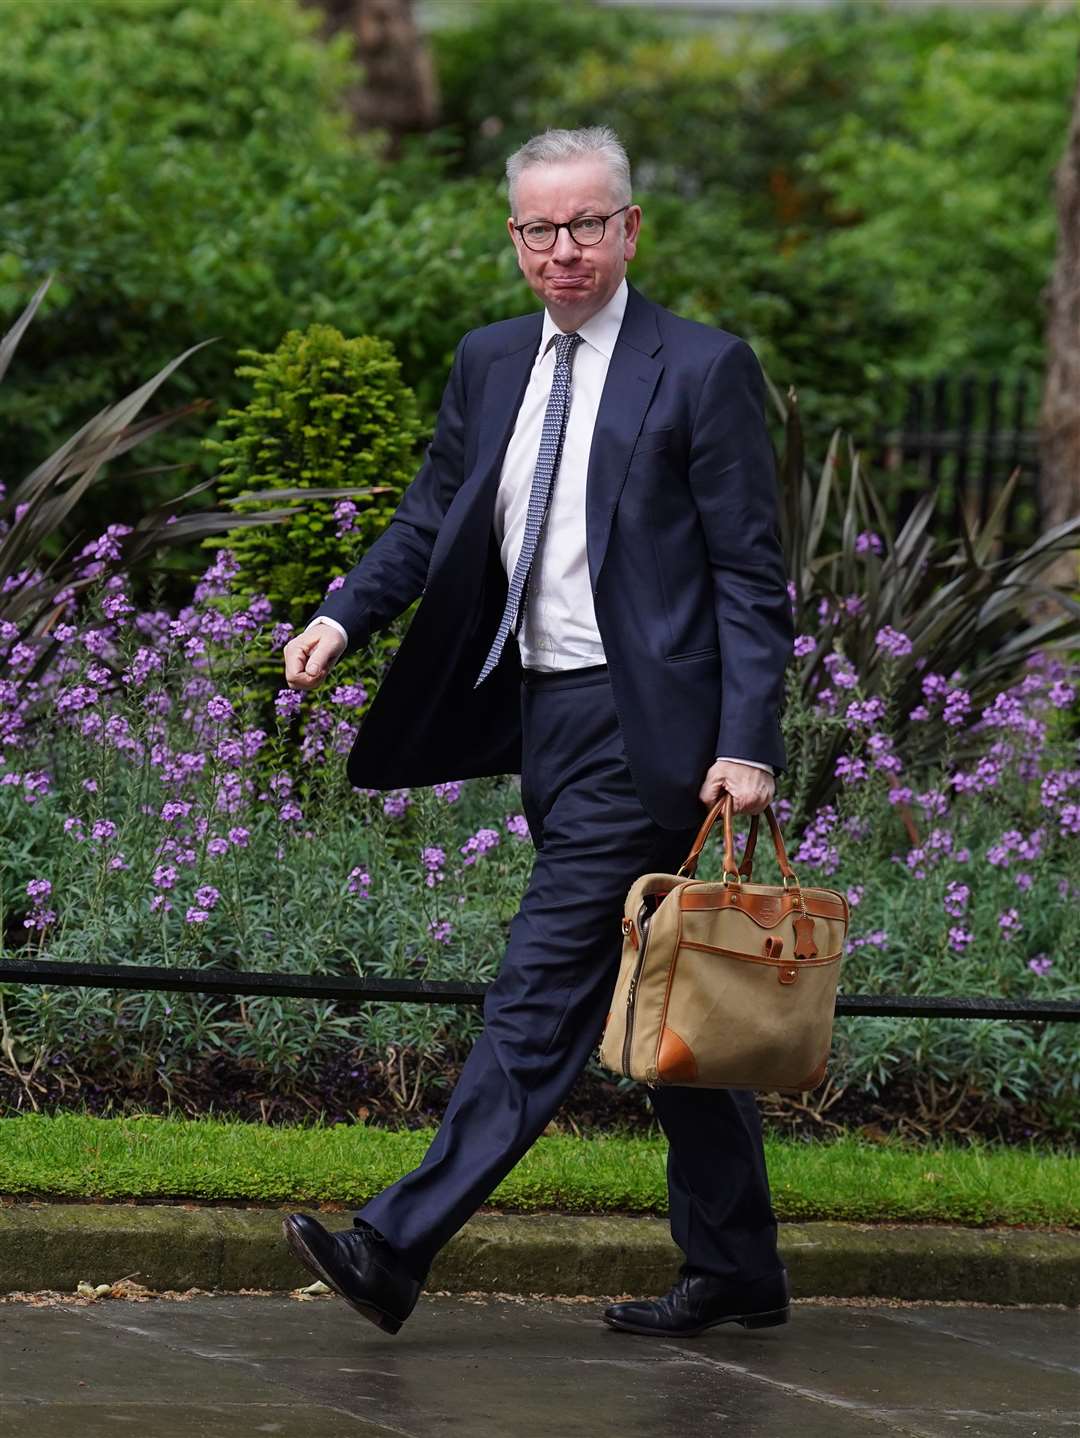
[{"left": 538, "top": 277, "right": 628, "bottom": 365}]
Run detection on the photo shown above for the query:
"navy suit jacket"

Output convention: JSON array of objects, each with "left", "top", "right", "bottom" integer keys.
[{"left": 309, "top": 280, "right": 794, "bottom": 831}]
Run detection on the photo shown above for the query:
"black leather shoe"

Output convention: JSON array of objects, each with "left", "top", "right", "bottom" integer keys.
[
  {"left": 282, "top": 1213, "right": 421, "bottom": 1334},
  {"left": 604, "top": 1266, "right": 790, "bottom": 1337}
]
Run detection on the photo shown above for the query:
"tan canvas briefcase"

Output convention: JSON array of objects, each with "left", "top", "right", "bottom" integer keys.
[{"left": 599, "top": 792, "right": 849, "bottom": 1091}]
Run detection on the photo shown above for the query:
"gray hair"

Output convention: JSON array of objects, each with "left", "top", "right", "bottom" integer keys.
[{"left": 505, "top": 125, "right": 632, "bottom": 215}]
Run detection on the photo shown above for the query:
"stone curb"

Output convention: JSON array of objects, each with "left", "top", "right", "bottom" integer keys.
[{"left": 1, "top": 1205, "right": 1077, "bottom": 1305}]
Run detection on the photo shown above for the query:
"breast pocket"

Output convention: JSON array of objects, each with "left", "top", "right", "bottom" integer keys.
[{"left": 630, "top": 426, "right": 675, "bottom": 458}]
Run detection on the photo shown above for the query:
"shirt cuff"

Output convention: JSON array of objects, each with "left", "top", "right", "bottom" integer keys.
[
  {"left": 303, "top": 616, "right": 349, "bottom": 644},
  {"left": 715, "top": 755, "right": 775, "bottom": 777}
]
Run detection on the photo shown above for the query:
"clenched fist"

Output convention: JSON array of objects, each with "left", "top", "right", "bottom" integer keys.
[
  {"left": 698, "top": 758, "right": 774, "bottom": 816},
  {"left": 283, "top": 622, "right": 346, "bottom": 692}
]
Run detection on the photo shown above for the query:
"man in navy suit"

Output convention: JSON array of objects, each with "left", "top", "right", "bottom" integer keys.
[{"left": 282, "top": 126, "right": 794, "bottom": 1338}]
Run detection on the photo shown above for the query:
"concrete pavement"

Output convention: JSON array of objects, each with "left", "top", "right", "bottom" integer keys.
[{"left": 2, "top": 1292, "right": 1078, "bottom": 1436}]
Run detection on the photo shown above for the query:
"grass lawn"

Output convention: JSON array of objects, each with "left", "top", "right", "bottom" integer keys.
[{"left": 1, "top": 1113, "right": 1076, "bottom": 1228}]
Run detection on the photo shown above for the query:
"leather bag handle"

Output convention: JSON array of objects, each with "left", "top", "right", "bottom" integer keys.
[{"left": 677, "top": 791, "right": 800, "bottom": 887}]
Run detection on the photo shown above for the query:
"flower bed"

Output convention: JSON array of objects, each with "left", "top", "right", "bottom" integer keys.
[{"left": 1, "top": 540, "right": 1077, "bottom": 1138}]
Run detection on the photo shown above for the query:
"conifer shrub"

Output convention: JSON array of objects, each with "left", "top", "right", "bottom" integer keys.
[
  {"left": 204, "top": 323, "right": 424, "bottom": 634},
  {"left": 200, "top": 324, "right": 426, "bottom": 729}
]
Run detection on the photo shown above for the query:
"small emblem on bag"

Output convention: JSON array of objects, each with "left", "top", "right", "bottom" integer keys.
[{"left": 793, "top": 914, "right": 818, "bottom": 960}]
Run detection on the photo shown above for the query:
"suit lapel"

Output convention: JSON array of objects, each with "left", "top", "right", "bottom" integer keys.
[
  {"left": 585, "top": 283, "right": 664, "bottom": 591},
  {"left": 470, "top": 326, "right": 541, "bottom": 499},
  {"left": 429, "top": 319, "right": 540, "bottom": 597}
]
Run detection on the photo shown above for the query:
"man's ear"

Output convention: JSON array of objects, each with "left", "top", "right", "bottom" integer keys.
[
  {"left": 506, "top": 216, "right": 525, "bottom": 273},
  {"left": 623, "top": 204, "right": 642, "bottom": 262}
]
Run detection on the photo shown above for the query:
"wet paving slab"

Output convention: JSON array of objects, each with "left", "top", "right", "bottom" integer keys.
[{"left": 1, "top": 1294, "right": 1077, "bottom": 1437}]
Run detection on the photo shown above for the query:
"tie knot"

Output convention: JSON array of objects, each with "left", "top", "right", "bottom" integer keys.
[{"left": 553, "top": 331, "right": 582, "bottom": 367}]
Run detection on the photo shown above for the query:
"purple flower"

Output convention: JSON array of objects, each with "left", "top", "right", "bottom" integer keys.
[
  {"left": 791, "top": 805, "right": 840, "bottom": 876},
  {"left": 334, "top": 500, "right": 359, "bottom": 536},
  {"left": 185, "top": 906, "right": 209, "bottom": 924},
  {"left": 848, "top": 929, "right": 888, "bottom": 950},
  {"left": 228, "top": 826, "right": 250, "bottom": 849},
  {"left": 91, "top": 819, "right": 117, "bottom": 842},
  {"left": 23, "top": 908, "right": 57, "bottom": 931},
  {"left": 1028, "top": 954, "right": 1053, "bottom": 978},
  {"left": 274, "top": 688, "right": 302, "bottom": 721},
  {"left": 325, "top": 576, "right": 345, "bottom": 594},
  {"left": 159, "top": 800, "right": 193, "bottom": 824},
  {"left": 834, "top": 755, "right": 868, "bottom": 784},
  {"left": 26, "top": 878, "right": 52, "bottom": 903},
  {"left": 875, "top": 625, "right": 912, "bottom": 659},
  {"left": 205, "top": 694, "right": 234, "bottom": 723},
  {"left": 845, "top": 884, "right": 864, "bottom": 907},
  {"left": 823, "top": 652, "right": 858, "bottom": 690},
  {"left": 347, "top": 867, "right": 371, "bottom": 897},
  {"left": 942, "top": 689, "right": 972, "bottom": 727},
  {"left": 383, "top": 789, "right": 412, "bottom": 820},
  {"left": 793, "top": 635, "right": 816, "bottom": 658},
  {"left": 427, "top": 918, "right": 453, "bottom": 945},
  {"left": 460, "top": 828, "right": 501, "bottom": 866},
  {"left": 121, "top": 647, "right": 164, "bottom": 687},
  {"left": 433, "top": 781, "right": 463, "bottom": 804},
  {"left": 278, "top": 801, "right": 303, "bottom": 823},
  {"left": 943, "top": 881, "right": 970, "bottom": 917},
  {"left": 193, "top": 549, "right": 241, "bottom": 604},
  {"left": 330, "top": 683, "right": 368, "bottom": 708},
  {"left": 108, "top": 854, "right": 130, "bottom": 871},
  {"left": 855, "top": 530, "right": 883, "bottom": 557},
  {"left": 149, "top": 894, "right": 172, "bottom": 914},
  {"left": 844, "top": 696, "right": 886, "bottom": 728},
  {"left": 152, "top": 865, "right": 178, "bottom": 891},
  {"left": 77, "top": 523, "right": 131, "bottom": 567},
  {"left": 56, "top": 684, "right": 97, "bottom": 714},
  {"left": 101, "top": 590, "right": 133, "bottom": 622},
  {"left": 948, "top": 925, "right": 974, "bottom": 954},
  {"left": 997, "top": 907, "right": 1022, "bottom": 937},
  {"left": 207, "top": 837, "right": 229, "bottom": 858},
  {"left": 505, "top": 814, "right": 530, "bottom": 841}
]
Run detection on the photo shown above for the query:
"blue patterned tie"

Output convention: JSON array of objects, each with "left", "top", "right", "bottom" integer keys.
[{"left": 474, "top": 330, "right": 583, "bottom": 686}]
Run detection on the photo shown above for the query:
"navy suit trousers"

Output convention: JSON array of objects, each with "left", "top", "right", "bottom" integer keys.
[{"left": 355, "top": 665, "right": 782, "bottom": 1287}]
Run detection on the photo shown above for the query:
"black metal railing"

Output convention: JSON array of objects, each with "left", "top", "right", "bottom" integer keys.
[
  {"left": 1, "top": 958, "right": 1077, "bottom": 1024},
  {"left": 870, "top": 371, "right": 1043, "bottom": 555}
]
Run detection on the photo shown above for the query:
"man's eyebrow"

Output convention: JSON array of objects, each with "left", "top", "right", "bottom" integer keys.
[{"left": 518, "top": 208, "right": 606, "bottom": 224}]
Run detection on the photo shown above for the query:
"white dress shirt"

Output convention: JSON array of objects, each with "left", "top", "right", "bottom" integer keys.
[{"left": 305, "top": 277, "right": 772, "bottom": 777}]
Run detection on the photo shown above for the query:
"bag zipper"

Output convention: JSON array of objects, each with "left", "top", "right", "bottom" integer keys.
[{"left": 621, "top": 900, "right": 653, "bottom": 1074}]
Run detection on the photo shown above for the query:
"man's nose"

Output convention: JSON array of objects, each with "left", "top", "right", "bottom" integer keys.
[{"left": 551, "top": 227, "right": 582, "bottom": 262}]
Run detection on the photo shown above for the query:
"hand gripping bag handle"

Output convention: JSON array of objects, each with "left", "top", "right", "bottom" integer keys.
[{"left": 676, "top": 790, "right": 800, "bottom": 887}]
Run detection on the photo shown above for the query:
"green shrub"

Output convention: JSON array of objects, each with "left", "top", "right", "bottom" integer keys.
[
  {"left": 204, "top": 324, "right": 424, "bottom": 629},
  {"left": 434, "top": 0, "right": 1076, "bottom": 408},
  {"left": 0, "top": 0, "right": 375, "bottom": 500}
]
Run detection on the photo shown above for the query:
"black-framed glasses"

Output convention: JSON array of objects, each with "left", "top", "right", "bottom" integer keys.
[{"left": 511, "top": 205, "right": 631, "bottom": 252}]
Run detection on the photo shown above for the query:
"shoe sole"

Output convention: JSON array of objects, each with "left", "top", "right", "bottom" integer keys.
[
  {"left": 281, "top": 1218, "right": 404, "bottom": 1335},
  {"left": 603, "top": 1305, "right": 790, "bottom": 1337}
]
